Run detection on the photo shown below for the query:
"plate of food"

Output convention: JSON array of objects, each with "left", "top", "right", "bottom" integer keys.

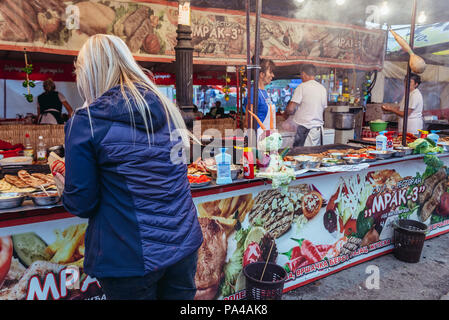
[
  {"left": 368, "top": 150, "right": 395, "bottom": 160},
  {"left": 342, "top": 155, "right": 364, "bottom": 164},
  {"left": 30, "top": 191, "right": 61, "bottom": 206},
  {"left": 293, "top": 155, "right": 321, "bottom": 169},
  {"left": 188, "top": 174, "right": 212, "bottom": 188},
  {"left": 0, "top": 192, "right": 26, "bottom": 210},
  {"left": 359, "top": 153, "right": 377, "bottom": 162},
  {"left": 321, "top": 158, "right": 343, "bottom": 167},
  {"left": 329, "top": 152, "right": 344, "bottom": 159}
]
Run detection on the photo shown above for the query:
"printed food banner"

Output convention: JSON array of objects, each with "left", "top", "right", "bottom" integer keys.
[
  {"left": 0, "top": 217, "right": 104, "bottom": 300},
  {"left": 192, "top": 155, "right": 449, "bottom": 300},
  {"left": 0, "top": 0, "right": 385, "bottom": 69},
  {"left": 0, "top": 156, "right": 448, "bottom": 300}
]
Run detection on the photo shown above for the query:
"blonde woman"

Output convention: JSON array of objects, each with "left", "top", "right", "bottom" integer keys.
[{"left": 58, "top": 34, "right": 203, "bottom": 300}]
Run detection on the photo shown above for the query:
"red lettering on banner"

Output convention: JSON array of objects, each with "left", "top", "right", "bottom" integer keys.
[
  {"left": 314, "top": 260, "right": 329, "bottom": 270},
  {"left": 328, "top": 254, "right": 349, "bottom": 267},
  {"left": 369, "top": 239, "right": 391, "bottom": 251}
]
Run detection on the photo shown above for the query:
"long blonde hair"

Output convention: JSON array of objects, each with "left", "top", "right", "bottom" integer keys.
[{"left": 74, "top": 34, "right": 190, "bottom": 146}]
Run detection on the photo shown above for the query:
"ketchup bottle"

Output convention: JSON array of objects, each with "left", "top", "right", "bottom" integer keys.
[
  {"left": 385, "top": 131, "right": 394, "bottom": 151},
  {"left": 243, "top": 147, "right": 255, "bottom": 179}
]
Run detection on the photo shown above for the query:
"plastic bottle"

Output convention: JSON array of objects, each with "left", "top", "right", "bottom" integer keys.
[
  {"left": 418, "top": 130, "right": 429, "bottom": 139},
  {"left": 376, "top": 131, "right": 388, "bottom": 151},
  {"left": 215, "top": 147, "right": 232, "bottom": 185},
  {"left": 242, "top": 147, "right": 255, "bottom": 179},
  {"left": 23, "top": 133, "right": 34, "bottom": 159},
  {"left": 427, "top": 130, "right": 440, "bottom": 145},
  {"left": 36, "top": 136, "right": 47, "bottom": 163},
  {"left": 385, "top": 131, "right": 394, "bottom": 151}
]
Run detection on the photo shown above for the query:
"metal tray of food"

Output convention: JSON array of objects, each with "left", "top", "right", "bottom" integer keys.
[
  {"left": 0, "top": 192, "right": 26, "bottom": 209},
  {"left": 294, "top": 155, "right": 321, "bottom": 170},
  {"left": 342, "top": 156, "right": 364, "bottom": 164},
  {"left": 394, "top": 146, "right": 413, "bottom": 156},
  {"left": 368, "top": 150, "right": 394, "bottom": 160},
  {"left": 320, "top": 158, "right": 343, "bottom": 167},
  {"left": 30, "top": 191, "right": 61, "bottom": 206}
]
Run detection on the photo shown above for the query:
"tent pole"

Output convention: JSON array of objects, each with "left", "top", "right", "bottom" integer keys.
[
  {"left": 402, "top": 0, "right": 417, "bottom": 146},
  {"left": 253, "top": 0, "right": 262, "bottom": 147},
  {"left": 245, "top": 0, "right": 252, "bottom": 134}
]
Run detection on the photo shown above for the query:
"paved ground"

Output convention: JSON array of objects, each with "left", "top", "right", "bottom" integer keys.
[{"left": 282, "top": 232, "right": 449, "bottom": 300}]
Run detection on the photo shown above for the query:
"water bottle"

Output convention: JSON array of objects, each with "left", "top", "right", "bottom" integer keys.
[
  {"left": 215, "top": 148, "right": 232, "bottom": 185},
  {"left": 376, "top": 131, "right": 387, "bottom": 152},
  {"left": 427, "top": 130, "right": 440, "bottom": 145},
  {"left": 36, "top": 136, "right": 47, "bottom": 164}
]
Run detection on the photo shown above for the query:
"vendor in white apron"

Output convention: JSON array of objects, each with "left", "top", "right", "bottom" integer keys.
[
  {"left": 243, "top": 58, "right": 276, "bottom": 141},
  {"left": 382, "top": 73, "right": 423, "bottom": 136},
  {"left": 286, "top": 64, "right": 328, "bottom": 147},
  {"left": 37, "top": 79, "right": 73, "bottom": 124}
]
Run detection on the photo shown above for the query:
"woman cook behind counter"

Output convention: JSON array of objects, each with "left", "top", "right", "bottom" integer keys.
[
  {"left": 55, "top": 34, "right": 203, "bottom": 300},
  {"left": 37, "top": 79, "right": 73, "bottom": 124},
  {"left": 382, "top": 73, "right": 423, "bottom": 135}
]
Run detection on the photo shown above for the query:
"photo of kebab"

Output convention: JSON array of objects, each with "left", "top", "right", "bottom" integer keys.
[
  {"left": 418, "top": 168, "right": 448, "bottom": 222},
  {"left": 194, "top": 217, "right": 227, "bottom": 300}
]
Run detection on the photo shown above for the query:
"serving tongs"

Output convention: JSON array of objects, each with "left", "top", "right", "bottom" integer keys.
[{"left": 38, "top": 185, "right": 50, "bottom": 196}]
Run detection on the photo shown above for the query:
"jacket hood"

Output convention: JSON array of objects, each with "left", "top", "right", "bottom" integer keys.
[{"left": 80, "top": 85, "right": 168, "bottom": 133}]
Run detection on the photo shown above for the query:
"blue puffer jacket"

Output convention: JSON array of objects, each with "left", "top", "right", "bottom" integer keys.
[{"left": 62, "top": 85, "right": 203, "bottom": 278}]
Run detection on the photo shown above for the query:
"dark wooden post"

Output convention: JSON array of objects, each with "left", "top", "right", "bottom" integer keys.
[
  {"left": 402, "top": 0, "right": 417, "bottom": 146},
  {"left": 175, "top": 1, "right": 194, "bottom": 113}
]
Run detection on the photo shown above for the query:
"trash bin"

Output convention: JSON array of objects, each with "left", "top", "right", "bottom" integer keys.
[
  {"left": 243, "top": 261, "right": 287, "bottom": 300},
  {"left": 393, "top": 219, "right": 428, "bottom": 263}
]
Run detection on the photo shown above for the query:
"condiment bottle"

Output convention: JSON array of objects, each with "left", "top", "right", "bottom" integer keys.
[
  {"left": 427, "top": 130, "right": 440, "bottom": 145},
  {"left": 215, "top": 147, "right": 232, "bottom": 185},
  {"left": 23, "top": 133, "right": 34, "bottom": 159},
  {"left": 376, "top": 131, "right": 387, "bottom": 151},
  {"left": 418, "top": 130, "right": 429, "bottom": 139},
  {"left": 385, "top": 131, "right": 394, "bottom": 151},
  {"left": 36, "top": 136, "right": 47, "bottom": 163},
  {"left": 242, "top": 147, "right": 255, "bottom": 179}
]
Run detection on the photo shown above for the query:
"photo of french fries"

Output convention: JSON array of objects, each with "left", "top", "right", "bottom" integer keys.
[
  {"left": 0, "top": 223, "right": 91, "bottom": 300},
  {"left": 45, "top": 223, "right": 87, "bottom": 269},
  {"left": 197, "top": 194, "right": 254, "bottom": 236}
]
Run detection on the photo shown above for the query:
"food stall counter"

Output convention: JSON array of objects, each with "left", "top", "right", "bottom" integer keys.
[{"left": 1, "top": 150, "right": 449, "bottom": 300}]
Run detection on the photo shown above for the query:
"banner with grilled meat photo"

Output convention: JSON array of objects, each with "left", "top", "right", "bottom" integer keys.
[
  {"left": 193, "top": 183, "right": 330, "bottom": 300},
  {"left": 193, "top": 155, "right": 449, "bottom": 300},
  {"left": 0, "top": 0, "right": 385, "bottom": 69},
  {"left": 0, "top": 218, "right": 104, "bottom": 300},
  {"left": 1, "top": 156, "right": 449, "bottom": 300}
]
